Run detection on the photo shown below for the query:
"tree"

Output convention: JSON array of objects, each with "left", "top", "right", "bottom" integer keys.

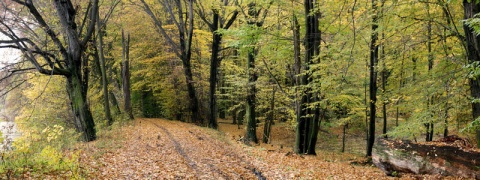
[
  {"left": 0, "top": 0, "right": 99, "bottom": 141},
  {"left": 121, "top": 30, "right": 134, "bottom": 120},
  {"left": 463, "top": 0, "right": 480, "bottom": 148},
  {"left": 367, "top": 0, "right": 379, "bottom": 156},
  {"left": 294, "top": 0, "right": 321, "bottom": 155},
  {"left": 96, "top": 6, "right": 113, "bottom": 126},
  {"left": 140, "top": 0, "right": 204, "bottom": 124},
  {"left": 195, "top": 0, "right": 239, "bottom": 129}
]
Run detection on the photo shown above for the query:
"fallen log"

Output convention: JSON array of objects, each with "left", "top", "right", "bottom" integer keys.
[{"left": 372, "top": 136, "right": 480, "bottom": 178}]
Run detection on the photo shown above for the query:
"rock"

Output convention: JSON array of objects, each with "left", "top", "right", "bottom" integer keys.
[{"left": 372, "top": 137, "right": 480, "bottom": 178}]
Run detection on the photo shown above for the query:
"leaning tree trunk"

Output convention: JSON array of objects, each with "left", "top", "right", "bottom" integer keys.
[
  {"left": 463, "top": 0, "right": 480, "bottom": 148},
  {"left": 66, "top": 72, "right": 96, "bottom": 141},
  {"left": 183, "top": 0, "right": 203, "bottom": 125},
  {"left": 96, "top": 12, "right": 113, "bottom": 126}
]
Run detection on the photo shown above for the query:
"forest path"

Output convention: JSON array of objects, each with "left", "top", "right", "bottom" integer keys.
[
  {"left": 80, "top": 118, "right": 399, "bottom": 179},
  {"left": 81, "top": 118, "right": 260, "bottom": 179}
]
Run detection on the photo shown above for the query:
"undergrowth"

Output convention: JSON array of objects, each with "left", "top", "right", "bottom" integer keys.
[{"left": 0, "top": 125, "right": 82, "bottom": 179}]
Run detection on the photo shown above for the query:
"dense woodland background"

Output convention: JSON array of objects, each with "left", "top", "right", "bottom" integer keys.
[{"left": 0, "top": 0, "right": 480, "bottom": 177}]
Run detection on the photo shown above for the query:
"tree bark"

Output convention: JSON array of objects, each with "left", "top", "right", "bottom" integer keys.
[
  {"left": 426, "top": 1, "right": 434, "bottom": 142},
  {"left": 122, "top": 30, "right": 134, "bottom": 120},
  {"left": 373, "top": 138, "right": 480, "bottom": 178},
  {"left": 341, "top": 123, "right": 347, "bottom": 153},
  {"left": 380, "top": 0, "right": 387, "bottom": 140},
  {"left": 295, "top": 0, "right": 321, "bottom": 155},
  {"left": 197, "top": 0, "right": 239, "bottom": 129},
  {"left": 96, "top": 11, "right": 113, "bottom": 126},
  {"left": 243, "top": 1, "right": 271, "bottom": 144},
  {"left": 66, "top": 72, "right": 96, "bottom": 141},
  {"left": 208, "top": 12, "right": 221, "bottom": 129},
  {"left": 367, "top": 0, "right": 379, "bottom": 157},
  {"left": 245, "top": 47, "right": 258, "bottom": 143},
  {"left": 463, "top": 0, "right": 480, "bottom": 148},
  {"left": 218, "top": 71, "right": 226, "bottom": 119},
  {"left": 263, "top": 86, "right": 275, "bottom": 143}
]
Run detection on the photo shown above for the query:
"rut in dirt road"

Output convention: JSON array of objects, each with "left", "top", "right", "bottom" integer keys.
[
  {"left": 85, "top": 118, "right": 263, "bottom": 179},
  {"left": 145, "top": 119, "right": 267, "bottom": 179}
]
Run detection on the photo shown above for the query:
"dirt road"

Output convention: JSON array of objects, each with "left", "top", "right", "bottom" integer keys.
[{"left": 82, "top": 119, "right": 264, "bottom": 179}]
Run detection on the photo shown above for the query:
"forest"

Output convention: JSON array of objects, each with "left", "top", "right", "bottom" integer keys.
[{"left": 0, "top": 0, "right": 479, "bottom": 178}]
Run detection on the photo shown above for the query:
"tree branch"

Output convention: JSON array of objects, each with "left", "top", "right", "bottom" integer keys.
[
  {"left": 81, "top": 0, "right": 99, "bottom": 47},
  {"left": 140, "top": 0, "right": 181, "bottom": 57},
  {"left": 18, "top": 0, "right": 69, "bottom": 62}
]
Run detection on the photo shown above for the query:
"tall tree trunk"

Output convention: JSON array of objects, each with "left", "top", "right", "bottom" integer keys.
[
  {"left": 426, "top": 1, "right": 434, "bottom": 142},
  {"left": 293, "top": 14, "right": 304, "bottom": 153},
  {"left": 463, "top": 0, "right": 480, "bottom": 148},
  {"left": 243, "top": 1, "right": 270, "bottom": 144},
  {"left": 295, "top": 0, "right": 321, "bottom": 155},
  {"left": 208, "top": 12, "right": 221, "bottom": 129},
  {"left": 396, "top": 42, "right": 406, "bottom": 127},
  {"left": 203, "top": 0, "right": 239, "bottom": 129},
  {"left": 245, "top": 47, "right": 258, "bottom": 143},
  {"left": 122, "top": 30, "right": 134, "bottom": 120},
  {"left": 379, "top": 0, "right": 387, "bottom": 139},
  {"left": 96, "top": 12, "right": 113, "bottom": 126},
  {"left": 381, "top": 32, "right": 387, "bottom": 139},
  {"left": 367, "top": 0, "right": 379, "bottom": 157},
  {"left": 181, "top": 0, "right": 203, "bottom": 124}
]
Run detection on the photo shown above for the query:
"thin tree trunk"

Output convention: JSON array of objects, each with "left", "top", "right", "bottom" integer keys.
[
  {"left": 379, "top": 0, "right": 387, "bottom": 139},
  {"left": 219, "top": 71, "right": 226, "bottom": 119},
  {"left": 122, "top": 30, "right": 134, "bottom": 120},
  {"left": 342, "top": 123, "right": 347, "bottom": 153},
  {"left": 96, "top": 12, "right": 113, "bottom": 126},
  {"left": 396, "top": 42, "right": 406, "bottom": 127},
  {"left": 263, "top": 86, "right": 275, "bottom": 143},
  {"left": 293, "top": 14, "right": 304, "bottom": 153},
  {"left": 426, "top": 0, "right": 434, "bottom": 142},
  {"left": 243, "top": 1, "right": 270, "bottom": 144},
  {"left": 109, "top": 90, "right": 121, "bottom": 113}
]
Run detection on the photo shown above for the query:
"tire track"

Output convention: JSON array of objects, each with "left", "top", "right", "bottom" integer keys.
[
  {"left": 144, "top": 119, "right": 268, "bottom": 179},
  {"left": 143, "top": 119, "right": 204, "bottom": 178}
]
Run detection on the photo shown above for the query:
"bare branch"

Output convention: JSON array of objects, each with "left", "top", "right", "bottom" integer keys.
[
  {"left": 81, "top": 0, "right": 99, "bottom": 48},
  {"left": 78, "top": 1, "right": 92, "bottom": 37},
  {"left": 16, "top": 0, "right": 69, "bottom": 62},
  {"left": 140, "top": 0, "right": 181, "bottom": 57},
  {"left": 194, "top": 0, "right": 213, "bottom": 30},
  {"left": 223, "top": 10, "right": 238, "bottom": 29}
]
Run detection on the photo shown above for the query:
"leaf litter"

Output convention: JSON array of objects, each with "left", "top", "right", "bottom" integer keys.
[{"left": 78, "top": 119, "right": 463, "bottom": 179}]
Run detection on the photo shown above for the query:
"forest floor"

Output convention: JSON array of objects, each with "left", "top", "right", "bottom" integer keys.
[{"left": 78, "top": 118, "right": 460, "bottom": 179}]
